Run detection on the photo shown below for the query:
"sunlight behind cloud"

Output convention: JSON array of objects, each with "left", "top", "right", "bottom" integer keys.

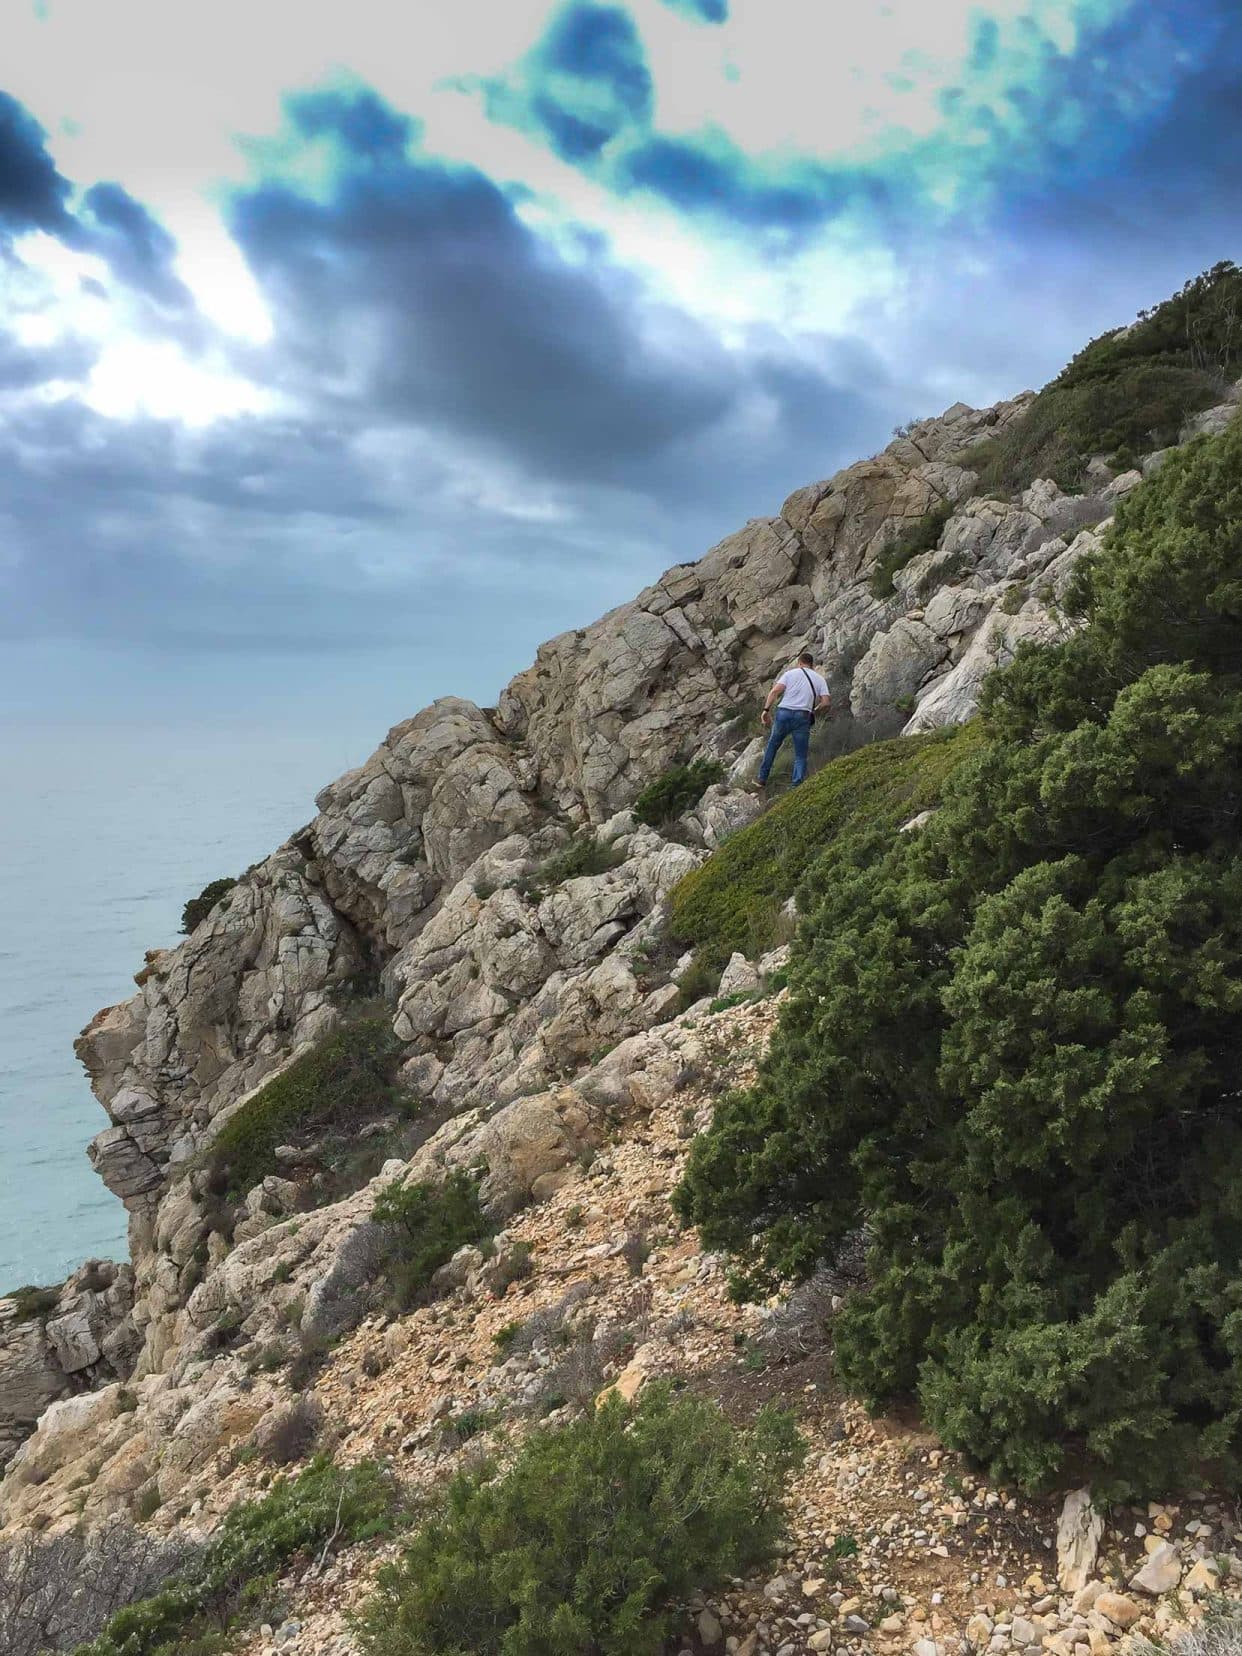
[
  {"left": 85, "top": 340, "right": 274, "bottom": 425},
  {"left": 2, "top": 0, "right": 1238, "bottom": 686}
]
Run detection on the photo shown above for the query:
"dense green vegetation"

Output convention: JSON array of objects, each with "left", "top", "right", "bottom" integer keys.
[
  {"left": 667, "top": 723, "right": 983, "bottom": 972},
  {"left": 869, "top": 502, "right": 953, "bottom": 598},
  {"left": 969, "top": 262, "right": 1242, "bottom": 494},
  {"left": 180, "top": 877, "right": 238, "bottom": 935},
  {"left": 677, "top": 422, "right": 1242, "bottom": 1496},
  {"left": 72, "top": 1458, "right": 398, "bottom": 1656},
  {"left": 356, "top": 1386, "right": 803, "bottom": 1656},
  {"left": 372, "top": 1172, "right": 493, "bottom": 1310},
  {"left": 205, "top": 1015, "right": 403, "bottom": 1200},
  {"left": 632, "top": 759, "right": 726, "bottom": 827}
]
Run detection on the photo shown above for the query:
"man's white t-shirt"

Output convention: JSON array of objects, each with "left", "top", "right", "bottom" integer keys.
[{"left": 777, "top": 664, "right": 829, "bottom": 712}]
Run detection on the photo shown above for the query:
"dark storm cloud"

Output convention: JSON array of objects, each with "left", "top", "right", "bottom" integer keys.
[
  {"left": 0, "top": 328, "right": 94, "bottom": 389},
  {"left": 79, "top": 183, "right": 196, "bottom": 312},
  {"left": 0, "top": 76, "right": 901, "bottom": 662},
  {"left": 0, "top": 85, "right": 199, "bottom": 330},
  {"left": 226, "top": 87, "right": 884, "bottom": 497},
  {"left": 0, "top": 88, "right": 74, "bottom": 236}
]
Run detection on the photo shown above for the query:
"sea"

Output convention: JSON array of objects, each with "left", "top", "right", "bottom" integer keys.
[{"left": 0, "top": 722, "right": 365, "bottom": 1291}]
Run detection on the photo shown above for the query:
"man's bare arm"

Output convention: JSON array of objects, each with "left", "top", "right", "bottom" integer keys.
[{"left": 761, "top": 679, "right": 785, "bottom": 726}]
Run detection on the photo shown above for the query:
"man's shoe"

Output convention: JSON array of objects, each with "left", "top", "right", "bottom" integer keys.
[{"left": 751, "top": 779, "right": 767, "bottom": 794}]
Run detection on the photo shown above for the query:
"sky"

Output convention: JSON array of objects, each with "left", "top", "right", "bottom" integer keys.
[{"left": 2, "top": 0, "right": 1242, "bottom": 739}]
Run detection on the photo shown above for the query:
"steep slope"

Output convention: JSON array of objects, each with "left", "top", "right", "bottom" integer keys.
[{"left": 4, "top": 282, "right": 1242, "bottom": 1528}]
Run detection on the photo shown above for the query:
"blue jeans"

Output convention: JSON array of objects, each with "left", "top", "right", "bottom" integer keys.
[{"left": 758, "top": 708, "right": 813, "bottom": 785}]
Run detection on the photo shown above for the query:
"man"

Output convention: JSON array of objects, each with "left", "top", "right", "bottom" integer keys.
[{"left": 755, "top": 650, "right": 831, "bottom": 790}]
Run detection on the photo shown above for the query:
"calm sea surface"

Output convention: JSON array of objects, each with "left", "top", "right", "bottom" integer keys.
[{"left": 0, "top": 723, "right": 363, "bottom": 1290}]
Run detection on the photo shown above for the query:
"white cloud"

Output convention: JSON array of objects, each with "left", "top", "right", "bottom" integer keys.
[{"left": 84, "top": 340, "right": 274, "bottom": 424}]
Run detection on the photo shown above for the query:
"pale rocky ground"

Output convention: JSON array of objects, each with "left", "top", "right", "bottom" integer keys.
[
  {"left": 9, "top": 995, "right": 1242, "bottom": 1655},
  {"left": 71, "top": 995, "right": 1242, "bottom": 1656},
  {"left": 6, "top": 384, "right": 1242, "bottom": 1652}
]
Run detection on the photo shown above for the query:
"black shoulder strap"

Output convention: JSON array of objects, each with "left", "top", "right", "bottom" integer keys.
[{"left": 800, "top": 668, "right": 819, "bottom": 702}]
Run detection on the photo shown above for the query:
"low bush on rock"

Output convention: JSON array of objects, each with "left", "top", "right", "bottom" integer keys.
[
  {"left": 668, "top": 722, "right": 981, "bottom": 972},
  {"left": 519, "top": 833, "right": 624, "bottom": 901},
  {"left": 678, "top": 422, "right": 1242, "bottom": 1497},
  {"left": 633, "top": 759, "right": 726, "bottom": 827},
  {"left": 4, "top": 1283, "right": 60, "bottom": 1321},
  {"left": 179, "top": 876, "right": 238, "bottom": 935},
  {"left": 256, "top": 1394, "right": 324, "bottom": 1465},
  {"left": 205, "top": 1015, "right": 403, "bottom": 1199},
  {"left": 674, "top": 951, "right": 721, "bottom": 1010},
  {"left": 372, "top": 1172, "right": 492, "bottom": 1311},
  {"left": 869, "top": 502, "right": 953, "bottom": 599},
  {"left": 355, "top": 1386, "right": 803, "bottom": 1656},
  {"left": 70, "top": 1457, "right": 398, "bottom": 1656}
]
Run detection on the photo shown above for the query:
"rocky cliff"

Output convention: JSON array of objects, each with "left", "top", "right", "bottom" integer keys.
[{"left": 5, "top": 375, "right": 1239, "bottom": 1536}]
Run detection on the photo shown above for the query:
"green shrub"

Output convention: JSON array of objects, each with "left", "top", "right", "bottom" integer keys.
[
  {"left": 869, "top": 502, "right": 953, "bottom": 598},
  {"left": 372, "top": 1173, "right": 492, "bottom": 1311},
  {"left": 709, "top": 989, "right": 758, "bottom": 1015},
  {"left": 73, "top": 1458, "right": 398, "bottom": 1656},
  {"left": 667, "top": 722, "right": 982, "bottom": 972},
  {"left": 442, "top": 1409, "right": 497, "bottom": 1444},
  {"left": 674, "top": 952, "right": 720, "bottom": 1010},
  {"left": 4, "top": 1284, "right": 60, "bottom": 1322},
  {"left": 180, "top": 877, "right": 238, "bottom": 935},
  {"left": 205, "top": 1016, "right": 402, "bottom": 1199},
  {"left": 520, "top": 834, "right": 623, "bottom": 901},
  {"left": 492, "top": 1321, "right": 521, "bottom": 1356},
  {"left": 633, "top": 759, "right": 727, "bottom": 827},
  {"left": 971, "top": 262, "right": 1242, "bottom": 495},
  {"left": 1000, "top": 583, "right": 1027, "bottom": 614},
  {"left": 677, "top": 422, "right": 1242, "bottom": 1497},
  {"left": 355, "top": 1386, "right": 803, "bottom": 1656}
]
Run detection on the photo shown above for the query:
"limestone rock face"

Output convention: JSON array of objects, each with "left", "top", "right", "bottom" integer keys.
[
  {"left": 0, "top": 1263, "right": 136, "bottom": 1474},
  {"left": 1, "top": 386, "right": 1194, "bottom": 1480},
  {"left": 407, "top": 1084, "right": 604, "bottom": 1217},
  {"left": 76, "top": 848, "right": 368, "bottom": 1217}
]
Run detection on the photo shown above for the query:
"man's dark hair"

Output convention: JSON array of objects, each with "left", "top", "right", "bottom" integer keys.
[{"left": 797, "top": 650, "right": 814, "bottom": 665}]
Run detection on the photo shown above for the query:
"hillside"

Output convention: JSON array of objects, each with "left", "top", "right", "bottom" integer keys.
[{"left": 6, "top": 266, "right": 1242, "bottom": 1656}]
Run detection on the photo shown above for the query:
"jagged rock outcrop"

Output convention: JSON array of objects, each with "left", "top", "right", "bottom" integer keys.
[
  {"left": 0, "top": 1263, "right": 136, "bottom": 1474},
  {"left": 77, "top": 848, "right": 368, "bottom": 1218},
  {"left": 7, "top": 381, "right": 1219, "bottom": 1489}
]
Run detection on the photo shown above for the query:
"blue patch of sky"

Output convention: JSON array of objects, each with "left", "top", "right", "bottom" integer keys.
[
  {"left": 290, "top": 83, "right": 417, "bottom": 159},
  {"left": 479, "top": 2, "right": 652, "bottom": 163},
  {"left": 658, "top": 0, "right": 728, "bottom": 22},
  {"left": 474, "top": 0, "right": 1242, "bottom": 247}
]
